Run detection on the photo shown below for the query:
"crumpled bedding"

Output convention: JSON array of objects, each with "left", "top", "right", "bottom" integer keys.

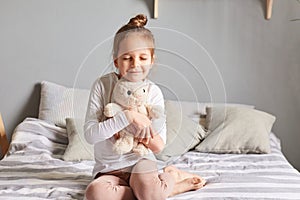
[{"left": 0, "top": 118, "right": 300, "bottom": 200}]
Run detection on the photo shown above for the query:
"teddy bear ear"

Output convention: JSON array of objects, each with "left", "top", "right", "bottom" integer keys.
[
  {"left": 117, "top": 83, "right": 126, "bottom": 93},
  {"left": 112, "top": 81, "right": 124, "bottom": 96}
]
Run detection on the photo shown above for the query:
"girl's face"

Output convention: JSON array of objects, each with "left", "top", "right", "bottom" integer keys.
[{"left": 114, "top": 34, "right": 154, "bottom": 82}]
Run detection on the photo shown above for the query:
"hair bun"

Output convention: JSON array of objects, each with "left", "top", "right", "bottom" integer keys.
[{"left": 128, "top": 14, "right": 147, "bottom": 28}]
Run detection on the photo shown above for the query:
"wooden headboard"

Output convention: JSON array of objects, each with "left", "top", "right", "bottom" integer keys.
[{"left": 0, "top": 113, "right": 9, "bottom": 159}]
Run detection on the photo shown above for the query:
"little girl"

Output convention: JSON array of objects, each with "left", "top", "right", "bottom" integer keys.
[{"left": 84, "top": 14, "right": 205, "bottom": 200}]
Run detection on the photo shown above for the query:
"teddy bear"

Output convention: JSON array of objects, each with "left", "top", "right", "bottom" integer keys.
[{"left": 104, "top": 78, "right": 164, "bottom": 156}]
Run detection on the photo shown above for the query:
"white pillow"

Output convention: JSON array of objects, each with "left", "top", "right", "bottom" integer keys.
[
  {"left": 38, "top": 81, "right": 90, "bottom": 127},
  {"left": 164, "top": 100, "right": 206, "bottom": 124},
  {"left": 62, "top": 118, "right": 94, "bottom": 161},
  {"left": 165, "top": 100, "right": 255, "bottom": 125}
]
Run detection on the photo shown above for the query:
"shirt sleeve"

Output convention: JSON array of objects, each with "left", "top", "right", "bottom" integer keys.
[
  {"left": 84, "top": 78, "right": 130, "bottom": 144},
  {"left": 147, "top": 82, "right": 167, "bottom": 144}
]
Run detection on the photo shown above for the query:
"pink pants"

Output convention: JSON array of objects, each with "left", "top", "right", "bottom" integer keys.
[{"left": 85, "top": 159, "right": 175, "bottom": 200}]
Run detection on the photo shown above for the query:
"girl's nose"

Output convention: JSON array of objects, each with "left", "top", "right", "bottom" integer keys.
[{"left": 132, "top": 58, "right": 140, "bottom": 68}]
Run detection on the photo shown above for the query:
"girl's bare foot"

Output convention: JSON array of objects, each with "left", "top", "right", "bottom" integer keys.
[
  {"left": 164, "top": 165, "right": 206, "bottom": 185},
  {"left": 170, "top": 177, "right": 204, "bottom": 196}
]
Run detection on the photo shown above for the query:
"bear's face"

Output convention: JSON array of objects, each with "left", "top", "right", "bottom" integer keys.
[{"left": 112, "top": 80, "right": 149, "bottom": 109}]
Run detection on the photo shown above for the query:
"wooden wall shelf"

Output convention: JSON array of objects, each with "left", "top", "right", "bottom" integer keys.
[
  {"left": 153, "top": 0, "right": 273, "bottom": 20},
  {"left": 154, "top": 0, "right": 158, "bottom": 19},
  {"left": 266, "top": 0, "right": 273, "bottom": 20}
]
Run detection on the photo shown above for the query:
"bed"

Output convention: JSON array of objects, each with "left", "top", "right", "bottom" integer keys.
[{"left": 0, "top": 81, "right": 300, "bottom": 200}]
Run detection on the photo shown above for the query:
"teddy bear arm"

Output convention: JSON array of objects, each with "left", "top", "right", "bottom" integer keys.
[
  {"left": 104, "top": 103, "right": 124, "bottom": 118},
  {"left": 146, "top": 105, "right": 164, "bottom": 119},
  {"left": 137, "top": 105, "right": 148, "bottom": 116}
]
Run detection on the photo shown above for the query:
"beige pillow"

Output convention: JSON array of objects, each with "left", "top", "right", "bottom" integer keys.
[
  {"left": 62, "top": 118, "right": 94, "bottom": 161},
  {"left": 195, "top": 106, "right": 276, "bottom": 154},
  {"left": 155, "top": 100, "right": 207, "bottom": 161}
]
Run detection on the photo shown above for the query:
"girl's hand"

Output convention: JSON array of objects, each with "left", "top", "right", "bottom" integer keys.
[
  {"left": 124, "top": 111, "right": 165, "bottom": 153},
  {"left": 124, "top": 110, "right": 154, "bottom": 143},
  {"left": 135, "top": 126, "right": 154, "bottom": 144}
]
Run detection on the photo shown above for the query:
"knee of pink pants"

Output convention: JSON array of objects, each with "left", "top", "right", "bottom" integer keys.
[
  {"left": 130, "top": 159, "right": 175, "bottom": 200},
  {"left": 85, "top": 175, "right": 135, "bottom": 200}
]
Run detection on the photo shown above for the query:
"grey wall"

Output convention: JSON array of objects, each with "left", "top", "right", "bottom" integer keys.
[{"left": 0, "top": 0, "right": 299, "bottom": 170}]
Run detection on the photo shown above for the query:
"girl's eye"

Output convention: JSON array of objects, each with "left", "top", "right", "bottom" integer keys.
[
  {"left": 127, "top": 90, "right": 132, "bottom": 95},
  {"left": 143, "top": 89, "right": 146, "bottom": 93},
  {"left": 140, "top": 57, "right": 148, "bottom": 60},
  {"left": 123, "top": 57, "right": 131, "bottom": 60}
]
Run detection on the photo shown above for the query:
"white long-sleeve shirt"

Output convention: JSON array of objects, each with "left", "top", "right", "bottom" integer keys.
[{"left": 84, "top": 72, "right": 166, "bottom": 176}]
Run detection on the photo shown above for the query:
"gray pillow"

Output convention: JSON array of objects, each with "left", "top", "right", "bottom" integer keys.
[
  {"left": 62, "top": 118, "right": 94, "bottom": 161},
  {"left": 155, "top": 100, "right": 207, "bottom": 161},
  {"left": 195, "top": 106, "right": 276, "bottom": 154},
  {"left": 38, "top": 81, "right": 90, "bottom": 127}
]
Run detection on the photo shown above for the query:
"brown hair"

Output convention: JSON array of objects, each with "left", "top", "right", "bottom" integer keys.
[{"left": 113, "top": 14, "right": 155, "bottom": 59}]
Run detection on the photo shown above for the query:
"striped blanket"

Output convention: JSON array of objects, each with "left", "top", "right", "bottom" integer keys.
[{"left": 0, "top": 118, "right": 300, "bottom": 199}]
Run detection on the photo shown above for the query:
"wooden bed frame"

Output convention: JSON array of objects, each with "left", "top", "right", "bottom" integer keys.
[{"left": 0, "top": 113, "right": 9, "bottom": 159}]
